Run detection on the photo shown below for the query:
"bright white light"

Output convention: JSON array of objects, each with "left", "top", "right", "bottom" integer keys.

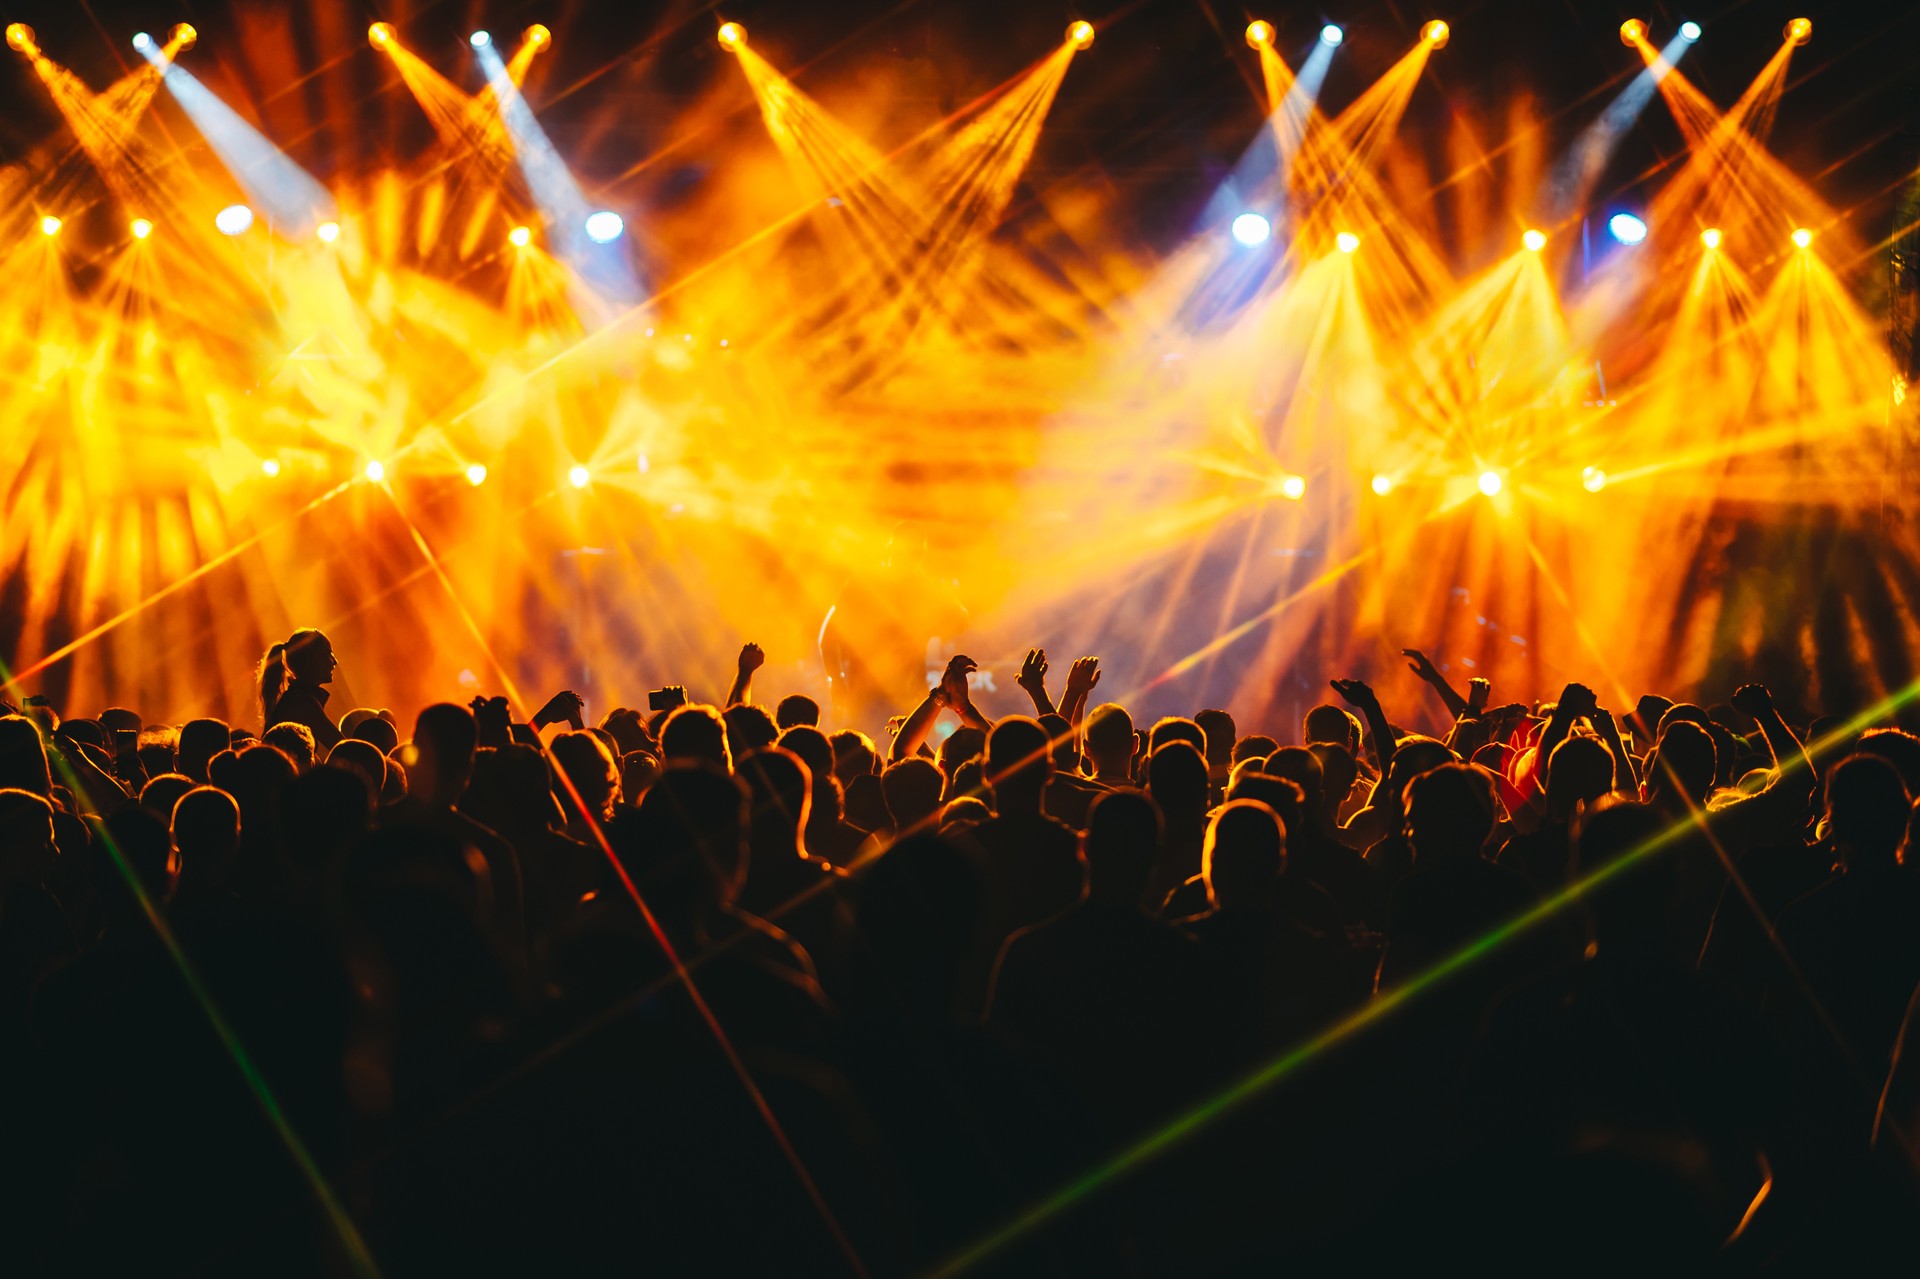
[
  {"left": 39, "top": 216, "right": 61, "bottom": 237},
  {"left": 1680, "top": 21, "right": 1701, "bottom": 41},
  {"left": 215, "top": 204, "right": 254, "bottom": 236},
  {"left": 1791, "top": 227, "right": 1813, "bottom": 249},
  {"left": 1370, "top": 474, "right": 1393, "bottom": 496},
  {"left": 132, "top": 32, "right": 154, "bottom": 52},
  {"left": 1582, "top": 466, "right": 1608, "bottom": 492},
  {"left": 568, "top": 465, "right": 591, "bottom": 489},
  {"left": 584, "top": 211, "right": 625, "bottom": 244},
  {"left": 261, "top": 459, "right": 282, "bottom": 478},
  {"left": 1478, "top": 471, "right": 1503, "bottom": 497},
  {"left": 1701, "top": 228, "right": 1722, "bottom": 250},
  {"left": 1231, "top": 213, "right": 1272, "bottom": 246},
  {"left": 1336, "top": 231, "right": 1360, "bottom": 254},
  {"left": 316, "top": 221, "right": 340, "bottom": 243},
  {"left": 466, "top": 463, "right": 487, "bottom": 486},
  {"left": 509, "top": 225, "right": 532, "bottom": 248},
  {"left": 1280, "top": 475, "right": 1306, "bottom": 500},
  {"left": 364, "top": 460, "right": 386, "bottom": 483},
  {"left": 470, "top": 31, "right": 491, "bottom": 48},
  {"left": 1522, "top": 228, "right": 1547, "bottom": 252},
  {"left": 1607, "top": 213, "right": 1648, "bottom": 245},
  {"left": 130, "top": 218, "right": 153, "bottom": 240},
  {"left": 1321, "top": 24, "right": 1344, "bottom": 46}
]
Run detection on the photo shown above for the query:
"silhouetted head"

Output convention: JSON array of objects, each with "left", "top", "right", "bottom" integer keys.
[
  {"left": 621, "top": 751, "right": 659, "bottom": 802},
  {"left": 1649, "top": 721, "right": 1716, "bottom": 805},
  {"left": 610, "top": 761, "right": 750, "bottom": 924},
  {"left": 1194, "top": 709, "right": 1236, "bottom": 769},
  {"left": 0, "top": 788, "right": 56, "bottom": 886},
  {"left": 172, "top": 785, "right": 240, "bottom": 893},
  {"left": 137, "top": 729, "right": 177, "bottom": 780},
  {"left": 1385, "top": 736, "right": 1456, "bottom": 804},
  {"left": 1148, "top": 741, "right": 1209, "bottom": 822},
  {"left": 1149, "top": 716, "right": 1206, "bottom": 757},
  {"left": 98, "top": 802, "right": 177, "bottom": 919},
  {"left": 99, "top": 707, "right": 141, "bottom": 735},
  {"left": 1572, "top": 797, "right": 1671, "bottom": 948},
  {"left": 1228, "top": 773, "right": 1306, "bottom": 836},
  {"left": 326, "top": 738, "right": 388, "bottom": 811},
  {"left": 228, "top": 741, "right": 298, "bottom": 838},
  {"left": 1404, "top": 763, "right": 1497, "bottom": 864},
  {"left": 1825, "top": 754, "right": 1911, "bottom": 870},
  {"left": 1309, "top": 742, "right": 1359, "bottom": 813},
  {"left": 207, "top": 747, "right": 241, "bottom": 795},
  {"left": 830, "top": 729, "right": 880, "bottom": 789},
  {"left": 409, "top": 703, "right": 478, "bottom": 809},
  {"left": 279, "top": 764, "right": 372, "bottom": 875},
  {"left": 0, "top": 717, "right": 53, "bottom": 799},
  {"left": 1631, "top": 694, "right": 1675, "bottom": 744},
  {"left": 551, "top": 730, "right": 621, "bottom": 822},
  {"left": 778, "top": 725, "right": 839, "bottom": 811},
  {"left": 739, "top": 746, "right": 812, "bottom": 843},
  {"left": 1085, "top": 788, "right": 1160, "bottom": 907},
  {"left": 348, "top": 713, "right": 400, "bottom": 755},
  {"left": 1203, "top": 799, "right": 1285, "bottom": 911},
  {"left": 263, "top": 722, "right": 316, "bottom": 772},
  {"left": 177, "top": 718, "right": 229, "bottom": 783},
  {"left": 1233, "top": 734, "right": 1280, "bottom": 767},
  {"left": 599, "top": 707, "right": 652, "bottom": 758},
  {"left": 1304, "top": 704, "right": 1361, "bottom": 752},
  {"left": 985, "top": 716, "right": 1054, "bottom": 812},
  {"left": 139, "top": 773, "right": 195, "bottom": 822},
  {"left": 663, "top": 704, "right": 732, "bottom": 773},
  {"left": 775, "top": 694, "right": 820, "bottom": 730},
  {"left": 882, "top": 757, "right": 944, "bottom": 835},
  {"left": 1263, "top": 746, "right": 1324, "bottom": 811},
  {"left": 257, "top": 628, "right": 336, "bottom": 723},
  {"left": 1547, "top": 734, "right": 1616, "bottom": 821},
  {"left": 938, "top": 726, "right": 986, "bottom": 785},
  {"left": 722, "top": 703, "right": 779, "bottom": 759},
  {"left": 1854, "top": 729, "right": 1920, "bottom": 798},
  {"left": 844, "top": 773, "right": 889, "bottom": 833},
  {"left": 1085, "top": 702, "right": 1135, "bottom": 773}
]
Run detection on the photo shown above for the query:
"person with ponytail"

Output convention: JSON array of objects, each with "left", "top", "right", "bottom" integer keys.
[{"left": 257, "top": 629, "right": 342, "bottom": 753}]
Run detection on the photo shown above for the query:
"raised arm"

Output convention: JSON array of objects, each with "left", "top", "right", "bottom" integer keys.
[
  {"left": 1061, "top": 656, "right": 1101, "bottom": 728},
  {"left": 1591, "top": 706, "right": 1637, "bottom": 793},
  {"left": 1015, "top": 648, "right": 1056, "bottom": 717},
  {"left": 1536, "top": 682, "right": 1596, "bottom": 790},
  {"left": 1402, "top": 649, "right": 1469, "bottom": 721},
  {"left": 1730, "top": 683, "right": 1813, "bottom": 789},
  {"left": 1331, "top": 678, "right": 1395, "bottom": 776},
  {"left": 725, "top": 642, "right": 764, "bottom": 708}
]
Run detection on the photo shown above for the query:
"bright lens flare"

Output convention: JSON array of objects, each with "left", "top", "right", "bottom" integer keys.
[
  {"left": 364, "top": 460, "right": 386, "bottom": 483},
  {"left": 525, "top": 24, "right": 551, "bottom": 47},
  {"left": 1320, "top": 24, "right": 1345, "bottom": 47},
  {"left": 1370, "top": 474, "right": 1393, "bottom": 496},
  {"left": 130, "top": 218, "right": 153, "bottom": 240},
  {"left": 1785, "top": 17, "right": 1811, "bottom": 46},
  {"left": 1522, "top": 228, "right": 1547, "bottom": 252},
  {"left": 466, "top": 463, "right": 488, "bottom": 487},
  {"left": 1231, "top": 213, "right": 1272, "bottom": 246},
  {"left": 316, "top": 221, "right": 340, "bottom": 243},
  {"left": 170, "top": 23, "right": 197, "bottom": 50},
  {"left": 368, "top": 22, "right": 394, "bottom": 49},
  {"left": 1336, "top": 231, "right": 1360, "bottom": 254},
  {"left": 470, "top": 31, "right": 492, "bottom": 49},
  {"left": 1422, "top": 20, "right": 1450, "bottom": 48},
  {"left": 1245, "top": 21, "right": 1275, "bottom": 49},
  {"left": 1619, "top": 19, "right": 1646, "bottom": 46},
  {"left": 261, "top": 459, "right": 281, "bottom": 477},
  {"left": 1279, "top": 475, "right": 1307, "bottom": 500},
  {"left": 1792, "top": 227, "right": 1813, "bottom": 249},
  {"left": 1582, "top": 466, "right": 1608, "bottom": 493},
  {"left": 568, "top": 465, "right": 591, "bottom": 489},
  {"left": 1478, "top": 471, "right": 1504, "bottom": 497},
  {"left": 1701, "top": 228, "right": 1722, "bottom": 250},
  {"left": 1680, "top": 21, "right": 1702, "bottom": 41},
  {"left": 1067, "top": 21, "right": 1096, "bottom": 50},
  {"left": 584, "top": 211, "right": 625, "bottom": 244},
  {"left": 717, "top": 22, "right": 747, "bottom": 50},
  {"left": 1607, "top": 213, "right": 1647, "bottom": 245},
  {"left": 509, "top": 225, "right": 532, "bottom": 248},
  {"left": 215, "top": 204, "right": 254, "bottom": 236},
  {"left": 39, "top": 215, "right": 61, "bottom": 237},
  {"left": 5, "top": 23, "right": 34, "bottom": 53},
  {"left": 132, "top": 32, "right": 155, "bottom": 52}
]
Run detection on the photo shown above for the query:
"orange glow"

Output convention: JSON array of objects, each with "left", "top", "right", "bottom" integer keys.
[
  {"left": 368, "top": 22, "right": 394, "bottom": 49},
  {"left": 5, "top": 23, "right": 34, "bottom": 54},
  {"left": 1619, "top": 19, "right": 1646, "bottom": 46},
  {"left": 1522, "top": 228, "right": 1546, "bottom": 251},
  {"left": 717, "top": 22, "right": 746, "bottom": 51},
  {"left": 1784, "top": 18, "right": 1812, "bottom": 46},
  {"left": 1421, "top": 20, "right": 1450, "bottom": 48},
  {"left": 1245, "top": 21, "right": 1276, "bottom": 50},
  {"left": 1067, "top": 21, "right": 1095, "bottom": 50},
  {"left": 1700, "top": 227, "right": 1721, "bottom": 249}
]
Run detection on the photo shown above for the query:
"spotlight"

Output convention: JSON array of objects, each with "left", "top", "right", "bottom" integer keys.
[
  {"left": 568, "top": 465, "right": 591, "bottom": 489},
  {"left": 509, "top": 225, "right": 532, "bottom": 248},
  {"left": 1791, "top": 227, "right": 1813, "bottom": 249},
  {"left": 465, "top": 463, "right": 488, "bottom": 486},
  {"left": 1231, "top": 212, "right": 1272, "bottom": 246},
  {"left": 130, "top": 218, "right": 153, "bottom": 240},
  {"left": 316, "top": 221, "right": 340, "bottom": 243},
  {"left": 368, "top": 22, "right": 395, "bottom": 49},
  {"left": 1478, "top": 470, "right": 1503, "bottom": 496},
  {"left": 1336, "top": 231, "right": 1360, "bottom": 254},
  {"left": 170, "top": 23, "right": 196, "bottom": 50},
  {"left": 261, "top": 459, "right": 282, "bottom": 477},
  {"left": 1280, "top": 475, "right": 1307, "bottom": 500},
  {"left": 1370, "top": 474, "right": 1393, "bottom": 496},
  {"left": 1245, "top": 20, "right": 1275, "bottom": 49},
  {"left": 364, "top": 460, "right": 386, "bottom": 483},
  {"left": 717, "top": 22, "right": 747, "bottom": 50},
  {"left": 1784, "top": 17, "right": 1811, "bottom": 46},
  {"left": 584, "top": 211, "right": 625, "bottom": 244},
  {"left": 39, "top": 215, "right": 61, "bottom": 237},
  {"left": 132, "top": 32, "right": 155, "bottom": 52},
  {"left": 1582, "top": 466, "right": 1608, "bottom": 492},
  {"left": 215, "top": 204, "right": 254, "bottom": 236},
  {"left": 1421, "top": 20, "right": 1449, "bottom": 48},
  {"left": 1679, "top": 21, "right": 1701, "bottom": 42},
  {"left": 1067, "top": 20, "right": 1096, "bottom": 50},
  {"left": 1619, "top": 19, "right": 1646, "bottom": 46},
  {"left": 1607, "top": 213, "right": 1648, "bottom": 245},
  {"left": 1522, "top": 228, "right": 1546, "bottom": 252},
  {"left": 1701, "top": 228, "right": 1721, "bottom": 250},
  {"left": 470, "top": 31, "right": 491, "bottom": 48},
  {"left": 1321, "top": 24, "right": 1345, "bottom": 46},
  {"left": 6, "top": 23, "right": 35, "bottom": 54},
  {"left": 524, "top": 24, "right": 551, "bottom": 47}
]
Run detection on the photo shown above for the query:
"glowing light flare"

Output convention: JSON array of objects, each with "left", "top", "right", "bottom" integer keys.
[
  {"left": 1336, "top": 231, "right": 1360, "bottom": 254},
  {"left": 1478, "top": 471, "right": 1504, "bottom": 497},
  {"left": 1245, "top": 21, "right": 1275, "bottom": 49},
  {"left": 1619, "top": 19, "right": 1646, "bottom": 46},
  {"left": 1680, "top": 21, "right": 1701, "bottom": 42},
  {"left": 524, "top": 24, "right": 551, "bottom": 48},
  {"left": 1784, "top": 18, "right": 1811, "bottom": 46},
  {"left": 132, "top": 32, "right": 155, "bottom": 53},
  {"left": 170, "top": 23, "right": 196, "bottom": 50},
  {"left": 717, "top": 22, "right": 747, "bottom": 51},
  {"left": 38, "top": 215, "right": 61, "bottom": 237},
  {"left": 568, "top": 465, "right": 591, "bottom": 489},
  {"left": 1582, "top": 466, "right": 1608, "bottom": 492},
  {"left": 1279, "top": 475, "right": 1307, "bottom": 500},
  {"left": 363, "top": 460, "right": 386, "bottom": 483},
  {"left": 1231, "top": 213, "right": 1272, "bottom": 246},
  {"left": 470, "top": 31, "right": 491, "bottom": 49},
  {"left": 215, "top": 204, "right": 254, "bottom": 236},
  {"left": 509, "top": 225, "right": 532, "bottom": 248},
  {"left": 1701, "top": 228, "right": 1722, "bottom": 249},
  {"left": 584, "top": 211, "right": 625, "bottom": 243},
  {"left": 368, "top": 22, "right": 394, "bottom": 49},
  {"left": 316, "top": 221, "right": 340, "bottom": 243},
  {"left": 6, "top": 23, "right": 35, "bottom": 54},
  {"left": 1522, "top": 228, "right": 1546, "bottom": 252},
  {"left": 1321, "top": 24, "right": 1344, "bottom": 47},
  {"left": 466, "top": 463, "right": 488, "bottom": 487},
  {"left": 1607, "top": 213, "right": 1647, "bottom": 245},
  {"left": 260, "top": 459, "right": 281, "bottom": 478},
  {"left": 130, "top": 218, "right": 153, "bottom": 240},
  {"left": 1421, "top": 20, "right": 1449, "bottom": 48},
  {"left": 1067, "top": 21, "right": 1096, "bottom": 51},
  {"left": 1370, "top": 474, "right": 1393, "bottom": 496},
  {"left": 1791, "top": 227, "right": 1813, "bottom": 249}
]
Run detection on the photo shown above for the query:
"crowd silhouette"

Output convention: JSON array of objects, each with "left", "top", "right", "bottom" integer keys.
[{"left": 4, "top": 630, "right": 1920, "bottom": 1274}]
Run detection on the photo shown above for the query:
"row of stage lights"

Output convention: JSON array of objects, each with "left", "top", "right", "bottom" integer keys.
[
  {"left": 29, "top": 206, "right": 623, "bottom": 250},
  {"left": 1227, "top": 214, "right": 1817, "bottom": 255}
]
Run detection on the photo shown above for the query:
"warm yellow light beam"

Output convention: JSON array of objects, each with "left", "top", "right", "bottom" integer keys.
[
  {"left": 717, "top": 21, "right": 747, "bottom": 51},
  {"left": 1791, "top": 226, "right": 1813, "bottom": 249},
  {"left": 1701, "top": 227, "right": 1722, "bottom": 249},
  {"left": 1522, "top": 227, "right": 1546, "bottom": 251},
  {"left": 1421, "top": 20, "right": 1450, "bottom": 48},
  {"left": 130, "top": 217, "right": 153, "bottom": 240},
  {"left": 1619, "top": 19, "right": 1647, "bottom": 46},
  {"left": 1067, "top": 21, "right": 1095, "bottom": 50},
  {"left": 39, "top": 214, "right": 62, "bottom": 236},
  {"left": 509, "top": 224, "right": 532, "bottom": 247},
  {"left": 1245, "top": 20, "right": 1275, "bottom": 50},
  {"left": 5, "top": 22, "right": 34, "bottom": 54},
  {"left": 368, "top": 22, "right": 394, "bottom": 50},
  {"left": 1336, "top": 231, "right": 1361, "bottom": 254},
  {"left": 1784, "top": 17, "right": 1811, "bottom": 46}
]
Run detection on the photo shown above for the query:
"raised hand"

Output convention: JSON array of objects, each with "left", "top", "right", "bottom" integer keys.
[
  {"left": 1402, "top": 649, "right": 1442, "bottom": 683},
  {"left": 1466, "top": 677, "right": 1491, "bottom": 716},
  {"left": 1017, "top": 648, "right": 1048, "bottom": 694},
  {"left": 941, "top": 655, "right": 978, "bottom": 710},
  {"left": 1729, "top": 683, "right": 1774, "bottom": 719},
  {"left": 737, "top": 642, "right": 765, "bottom": 674},
  {"left": 1064, "top": 656, "right": 1101, "bottom": 698},
  {"left": 1329, "top": 677, "right": 1379, "bottom": 712},
  {"left": 1557, "top": 682, "right": 1599, "bottom": 718},
  {"left": 470, "top": 694, "right": 513, "bottom": 745},
  {"left": 532, "top": 690, "right": 586, "bottom": 731}
]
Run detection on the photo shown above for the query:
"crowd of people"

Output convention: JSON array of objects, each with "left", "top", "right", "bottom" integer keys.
[{"left": 4, "top": 624, "right": 1920, "bottom": 1274}]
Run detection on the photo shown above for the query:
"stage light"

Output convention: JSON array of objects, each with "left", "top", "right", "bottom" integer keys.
[
  {"left": 215, "top": 204, "right": 254, "bottom": 236},
  {"left": 170, "top": 23, "right": 196, "bottom": 50},
  {"left": 1522, "top": 228, "right": 1546, "bottom": 252},
  {"left": 584, "top": 211, "right": 625, "bottom": 244},
  {"left": 1582, "top": 466, "right": 1607, "bottom": 492},
  {"left": 364, "top": 460, "right": 386, "bottom": 483},
  {"left": 1336, "top": 231, "right": 1360, "bottom": 254},
  {"left": 1280, "top": 475, "right": 1307, "bottom": 500},
  {"left": 132, "top": 32, "right": 155, "bottom": 53},
  {"left": 1607, "top": 213, "right": 1647, "bottom": 245},
  {"left": 525, "top": 24, "right": 550, "bottom": 47},
  {"left": 1321, "top": 24, "right": 1345, "bottom": 46},
  {"left": 1421, "top": 20, "right": 1449, "bottom": 48},
  {"left": 316, "top": 220, "right": 340, "bottom": 243},
  {"left": 509, "top": 225, "right": 532, "bottom": 248},
  {"left": 130, "top": 218, "right": 153, "bottom": 240},
  {"left": 1231, "top": 213, "right": 1272, "bottom": 246},
  {"left": 261, "top": 459, "right": 281, "bottom": 477},
  {"left": 1784, "top": 17, "right": 1811, "bottom": 46},
  {"left": 1245, "top": 21, "right": 1275, "bottom": 49},
  {"left": 568, "top": 465, "right": 591, "bottom": 489},
  {"left": 6, "top": 23, "right": 35, "bottom": 54},
  {"left": 1680, "top": 21, "right": 1701, "bottom": 41},
  {"left": 717, "top": 22, "right": 747, "bottom": 50},
  {"left": 1371, "top": 474, "right": 1393, "bottom": 496},
  {"left": 1701, "top": 228, "right": 1721, "bottom": 250},
  {"left": 368, "top": 22, "right": 394, "bottom": 49},
  {"left": 470, "top": 31, "right": 491, "bottom": 48},
  {"left": 1619, "top": 19, "right": 1645, "bottom": 46},
  {"left": 1478, "top": 470, "right": 1503, "bottom": 497},
  {"left": 39, "top": 215, "right": 61, "bottom": 237},
  {"left": 465, "top": 463, "right": 488, "bottom": 487},
  {"left": 1067, "top": 21, "right": 1096, "bottom": 50},
  {"left": 1792, "top": 227, "right": 1813, "bottom": 249}
]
